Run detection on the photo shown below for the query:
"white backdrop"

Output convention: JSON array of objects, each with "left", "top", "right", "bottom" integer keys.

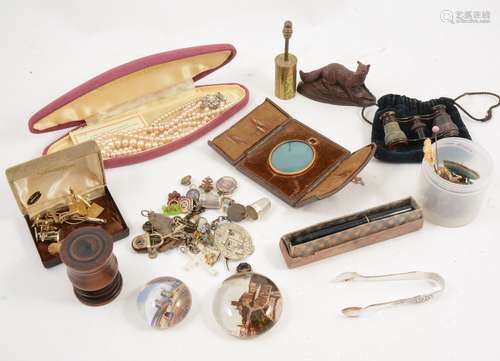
[{"left": 1, "top": 1, "right": 499, "bottom": 360}]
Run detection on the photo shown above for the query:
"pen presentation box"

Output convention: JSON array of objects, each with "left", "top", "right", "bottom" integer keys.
[
  {"left": 279, "top": 197, "right": 423, "bottom": 268},
  {"left": 6, "top": 141, "right": 129, "bottom": 268}
]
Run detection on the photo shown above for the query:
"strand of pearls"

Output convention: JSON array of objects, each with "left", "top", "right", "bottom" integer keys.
[{"left": 96, "top": 92, "right": 233, "bottom": 159}]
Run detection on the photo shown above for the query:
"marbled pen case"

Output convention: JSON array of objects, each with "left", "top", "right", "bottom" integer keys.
[{"left": 279, "top": 197, "right": 423, "bottom": 268}]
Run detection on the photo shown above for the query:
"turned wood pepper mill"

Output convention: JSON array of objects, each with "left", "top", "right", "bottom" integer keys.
[
  {"left": 275, "top": 20, "right": 297, "bottom": 100},
  {"left": 59, "top": 226, "right": 122, "bottom": 306}
]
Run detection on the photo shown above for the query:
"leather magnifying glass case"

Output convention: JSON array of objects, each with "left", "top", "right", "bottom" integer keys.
[{"left": 209, "top": 98, "right": 375, "bottom": 207}]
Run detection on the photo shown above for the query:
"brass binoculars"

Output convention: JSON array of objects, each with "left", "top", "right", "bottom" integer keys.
[{"left": 382, "top": 104, "right": 459, "bottom": 148}]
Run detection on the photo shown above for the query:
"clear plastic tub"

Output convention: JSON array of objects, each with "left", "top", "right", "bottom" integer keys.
[{"left": 416, "top": 137, "right": 493, "bottom": 227}]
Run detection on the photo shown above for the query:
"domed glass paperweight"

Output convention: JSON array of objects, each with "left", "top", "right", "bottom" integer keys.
[
  {"left": 137, "top": 276, "right": 191, "bottom": 329},
  {"left": 212, "top": 264, "right": 283, "bottom": 338}
]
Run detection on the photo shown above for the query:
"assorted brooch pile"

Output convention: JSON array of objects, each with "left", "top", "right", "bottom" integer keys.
[{"left": 131, "top": 175, "right": 270, "bottom": 275}]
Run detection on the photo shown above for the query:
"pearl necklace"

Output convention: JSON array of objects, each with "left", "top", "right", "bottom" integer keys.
[{"left": 96, "top": 92, "right": 233, "bottom": 159}]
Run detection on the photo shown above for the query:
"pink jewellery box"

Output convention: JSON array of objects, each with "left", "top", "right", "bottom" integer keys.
[{"left": 29, "top": 44, "right": 249, "bottom": 168}]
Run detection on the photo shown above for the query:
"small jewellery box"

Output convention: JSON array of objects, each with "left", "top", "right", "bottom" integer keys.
[
  {"left": 5, "top": 141, "right": 129, "bottom": 268},
  {"left": 279, "top": 197, "right": 423, "bottom": 268},
  {"left": 29, "top": 44, "right": 249, "bottom": 168},
  {"left": 209, "top": 98, "right": 375, "bottom": 207}
]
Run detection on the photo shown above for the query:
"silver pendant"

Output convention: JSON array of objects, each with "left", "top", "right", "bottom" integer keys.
[
  {"left": 213, "top": 223, "right": 254, "bottom": 261},
  {"left": 216, "top": 176, "right": 238, "bottom": 194}
]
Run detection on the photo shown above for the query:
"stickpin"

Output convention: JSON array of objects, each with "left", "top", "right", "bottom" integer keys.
[{"left": 432, "top": 125, "right": 440, "bottom": 170}]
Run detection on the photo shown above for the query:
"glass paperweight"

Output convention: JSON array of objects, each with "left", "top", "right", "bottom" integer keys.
[
  {"left": 212, "top": 263, "right": 283, "bottom": 338},
  {"left": 137, "top": 276, "right": 192, "bottom": 329},
  {"left": 269, "top": 140, "right": 315, "bottom": 175}
]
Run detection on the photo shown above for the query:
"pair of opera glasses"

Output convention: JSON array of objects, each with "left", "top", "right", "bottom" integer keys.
[{"left": 382, "top": 104, "right": 459, "bottom": 148}]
